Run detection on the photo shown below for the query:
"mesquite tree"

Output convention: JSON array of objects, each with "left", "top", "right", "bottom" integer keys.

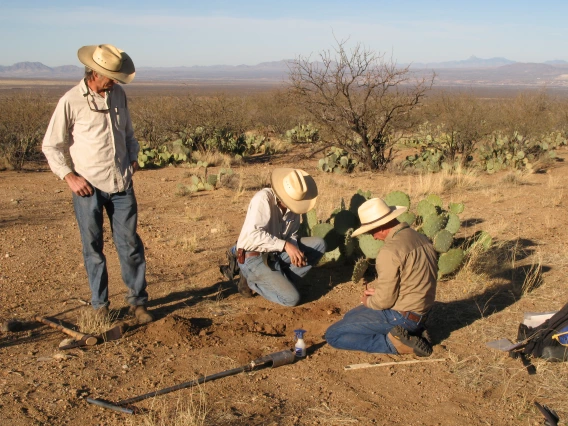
[{"left": 288, "top": 40, "right": 434, "bottom": 170}]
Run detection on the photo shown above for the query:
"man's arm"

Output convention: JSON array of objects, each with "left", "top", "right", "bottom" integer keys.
[
  {"left": 365, "top": 249, "right": 401, "bottom": 310},
  {"left": 42, "top": 98, "right": 93, "bottom": 196}
]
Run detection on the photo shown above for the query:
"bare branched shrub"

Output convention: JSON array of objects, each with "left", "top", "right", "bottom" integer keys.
[
  {"left": 0, "top": 92, "right": 53, "bottom": 169},
  {"left": 288, "top": 39, "right": 434, "bottom": 170}
]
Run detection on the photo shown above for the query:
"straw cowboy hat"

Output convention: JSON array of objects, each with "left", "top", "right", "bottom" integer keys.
[
  {"left": 271, "top": 168, "right": 318, "bottom": 214},
  {"left": 351, "top": 198, "right": 407, "bottom": 237},
  {"left": 77, "top": 44, "right": 135, "bottom": 84}
]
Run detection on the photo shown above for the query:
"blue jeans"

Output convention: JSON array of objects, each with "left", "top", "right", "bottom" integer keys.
[
  {"left": 325, "top": 305, "right": 423, "bottom": 354},
  {"left": 73, "top": 184, "right": 148, "bottom": 309},
  {"left": 237, "top": 237, "right": 325, "bottom": 307}
]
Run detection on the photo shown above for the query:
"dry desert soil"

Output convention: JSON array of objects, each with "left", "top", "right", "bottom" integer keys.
[{"left": 1, "top": 150, "right": 567, "bottom": 425}]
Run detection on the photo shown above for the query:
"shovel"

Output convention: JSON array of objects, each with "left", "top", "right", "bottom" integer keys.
[
  {"left": 58, "top": 323, "right": 124, "bottom": 349},
  {"left": 87, "top": 349, "right": 295, "bottom": 414},
  {"left": 36, "top": 316, "right": 98, "bottom": 346}
]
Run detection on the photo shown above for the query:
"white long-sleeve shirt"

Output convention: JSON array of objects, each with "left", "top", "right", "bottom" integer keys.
[
  {"left": 236, "top": 188, "right": 300, "bottom": 252},
  {"left": 42, "top": 79, "right": 139, "bottom": 194}
]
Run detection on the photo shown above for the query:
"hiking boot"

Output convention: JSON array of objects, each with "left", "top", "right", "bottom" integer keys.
[
  {"left": 388, "top": 325, "right": 433, "bottom": 357},
  {"left": 237, "top": 275, "right": 253, "bottom": 298},
  {"left": 128, "top": 305, "right": 154, "bottom": 325}
]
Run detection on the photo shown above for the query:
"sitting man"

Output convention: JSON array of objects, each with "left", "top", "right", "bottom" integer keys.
[
  {"left": 325, "top": 198, "right": 436, "bottom": 356},
  {"left": 222, "top": 168, "right": 325, "bottom": 307}
]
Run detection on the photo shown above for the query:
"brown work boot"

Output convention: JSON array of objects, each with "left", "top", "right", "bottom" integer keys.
[
  {"left": 128, "top": 305, "right": 154, "bottom": 324},
  {"left": 237, "top": 275, "right": 253, "bottom": 298},
  {"left": 388, "top": 325, "right": 433, "bottom": 357}
]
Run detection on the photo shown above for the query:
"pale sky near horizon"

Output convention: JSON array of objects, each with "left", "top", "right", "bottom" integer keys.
[{"left": 1, "top": 0, "right": 566, "bottom": 67}]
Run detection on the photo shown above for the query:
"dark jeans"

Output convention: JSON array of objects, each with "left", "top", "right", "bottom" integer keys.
[
  {"left": 72, "top": 184, "right": 148, "bottom": 309},
  {"left": 237, "top": 237, "right": 326, "bottom": 307},
  {"left": 325, "top": 305, "right": 423, "bottom": 354}
]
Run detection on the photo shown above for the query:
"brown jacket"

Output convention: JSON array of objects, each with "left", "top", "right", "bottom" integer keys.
[{"left": 367, "top": 223, "right": 438, "bottom": 315}]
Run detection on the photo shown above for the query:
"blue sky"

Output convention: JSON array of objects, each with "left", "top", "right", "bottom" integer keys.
[{"left": 1, "top": 0, "right": 566, "bottom": 67}]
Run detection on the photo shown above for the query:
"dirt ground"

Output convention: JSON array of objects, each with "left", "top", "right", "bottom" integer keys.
[{"left": 1, "top": 149, "right": 567, "bottom": 426}]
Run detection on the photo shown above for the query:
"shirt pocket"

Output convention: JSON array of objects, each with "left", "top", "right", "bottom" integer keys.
[{"left": 115, "top": 107, "right": 128, "bottom": 131}]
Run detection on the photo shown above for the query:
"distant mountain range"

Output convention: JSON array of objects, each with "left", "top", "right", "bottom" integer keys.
[{"left": 2, "top": 57, "right": 568, "bottom": 87}]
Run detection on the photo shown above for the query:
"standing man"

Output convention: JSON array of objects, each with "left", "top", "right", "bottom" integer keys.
[
  {"left": 325, "top": 198, "right": 436, "bottom": 356},
  {"left": 42, "top": 44, "right": 153, "bottom": 324},
  {"left": 222, "top": 168, "right": 325, "bottom": 307}
]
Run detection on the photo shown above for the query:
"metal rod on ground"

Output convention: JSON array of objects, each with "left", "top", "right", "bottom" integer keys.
[
  {"left": 344, "top": 358, "right": 445, "bottom": 371},
  {"left": 87, "top": 349, "right": 295, "bottom": 413}
]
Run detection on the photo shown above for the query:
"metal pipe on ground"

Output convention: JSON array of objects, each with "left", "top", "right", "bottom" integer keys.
[{"left": 87, "top": 349, "right": 295, "bottom": 414}]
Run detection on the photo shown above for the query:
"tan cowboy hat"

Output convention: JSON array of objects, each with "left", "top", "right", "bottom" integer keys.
[
  {"left": 271, "top": 168, "right": 318, "bottom": 214},
  {"left": 77, "top": 44, "right": 135, "bottom": 84},
  {"left": 351, "top": 198, "right": 407, "bottom": 237}
]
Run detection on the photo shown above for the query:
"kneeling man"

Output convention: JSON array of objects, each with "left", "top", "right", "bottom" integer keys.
[
  {"left": 223, "top": 168, "right": 325, "bottom": 307},
  {"left": 325, "top": 198, "right": 437, "bottom": 356}
]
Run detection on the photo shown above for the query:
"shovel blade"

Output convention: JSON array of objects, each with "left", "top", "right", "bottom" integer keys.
[{"left": 101, "top": 324, "right": 124, "bottom": 342}]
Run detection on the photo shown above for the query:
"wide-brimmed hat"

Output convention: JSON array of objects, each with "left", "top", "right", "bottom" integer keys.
[
  {"left": 271, "top": 168, "right": 318, "bottom": 214},
  {"left": 351, "top": 198, "right": 407, "bottom": 237},
  {"left": 78, "top": 44, "right": 135, "bottom": 84}
]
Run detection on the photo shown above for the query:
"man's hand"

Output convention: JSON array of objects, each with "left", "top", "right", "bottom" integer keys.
[
  {"left": 131, "top": 161, "right": 140, "bottom": 174},
  {"left": 64, "top": 173, "right": 93, "bottom": 197},
  {"left": 361, "top": 287, "right": 375, "bottom": 307},
  {"left": 284, "top": 241, "right": 307, "bottom": 267}
]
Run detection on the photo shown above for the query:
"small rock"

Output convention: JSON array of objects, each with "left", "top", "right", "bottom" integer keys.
[
  {"left": 53, "top": 353, "right": 72, "bottom": 361},
  {"left": 55, "top": 189, "right": 63, "bottom": 194},
  {"left": 210, "top": 228, "right": 219, "bottom": 234},
  {"left": 4, "top": 253, "right": 10, "bottom": 258}
]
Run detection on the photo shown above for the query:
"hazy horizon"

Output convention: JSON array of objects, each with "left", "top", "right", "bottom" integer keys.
[{"left": 1, "top": 0, "right": 567, "bottom": 68}]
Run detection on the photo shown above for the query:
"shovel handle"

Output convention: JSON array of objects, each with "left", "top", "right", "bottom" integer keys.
[{"left": 35, "top": 316, "right": 98, "bottom": 346}]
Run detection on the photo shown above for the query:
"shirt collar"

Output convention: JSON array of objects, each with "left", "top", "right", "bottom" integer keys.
[{"left": 385, "top": 222, "right": 409, "bottom": 242}]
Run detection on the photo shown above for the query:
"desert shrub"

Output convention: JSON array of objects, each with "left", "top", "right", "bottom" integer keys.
[
  {"left": 285, "top": 123, "right": 320, "bottom": 144},
  {"left": 0, "top": 92, "right": 53, "bottom": 169}
]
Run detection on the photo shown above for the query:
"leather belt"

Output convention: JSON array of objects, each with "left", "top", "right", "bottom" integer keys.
[
  {"left": 244, "top": 251, "right": 261, "bottom": 258},
  {"left": 398, "top": 310, "right": 427, "bottom": 324}
]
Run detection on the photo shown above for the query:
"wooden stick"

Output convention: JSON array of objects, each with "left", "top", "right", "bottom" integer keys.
[
  {"left": 344, "top": 358, "right": 445, "bottom": 371},
  {"left": 35, "top": 316, "right": 98, "bottom": 346}
]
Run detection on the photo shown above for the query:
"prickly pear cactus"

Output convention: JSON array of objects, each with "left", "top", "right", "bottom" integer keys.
[
  {"left": 416, "top": 199, "right": 437, "bottom": 218},
  {"left": 445, "top": 213, "right": 460, "bottom": 234},
  {"left": 384, "top": 191, "right": 411, "bottom": 208},
  {"left": 438, "top": 248, "right": 465, "bottom": 278},
  {"left": 433, "top": 229, "right": 453, "bottom": 253},
  {"left": 449, "top": 202, "right": 464, "bottom": 215},
  {"left": 397, "top": 211, "right": 416, "bottom": 226},
  {"left": 351, "top": 257, "right": 369, "bottom": 283},
  {"left": 358, "top": 234, "right": 385, "bottom": 259},
  {"left": 426, "top": 194, "right": 443, "bottom": 208},
  {"left": 342, "top": 228, "right": 355, "bottom": 258},
  {"left": 312, "top": 223, "right": 341, "bottom": 251},
  {"left": 421, "top": 213, "right": 447, "bottom": 238}
]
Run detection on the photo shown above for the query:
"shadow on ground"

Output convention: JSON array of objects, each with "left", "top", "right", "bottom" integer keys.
[{"left": 428, "top": 237, "right": 549, "bottom": 344}]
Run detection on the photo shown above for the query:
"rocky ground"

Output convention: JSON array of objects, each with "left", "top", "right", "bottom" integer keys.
[{"left": 1, "top": 151, "right": 567, "bottom": 425}]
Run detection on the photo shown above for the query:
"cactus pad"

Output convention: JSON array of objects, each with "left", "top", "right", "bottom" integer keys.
[
  {"left": 306, "top": 209, "right": 318, "bottom": 231},
  {"left": 433, "top": 229, "right": 453, "bottom": 253},
  {"left": 445, "top": 213, "right": 460, "bottom": 234},
  {"left": 426, "top": 194, "right": 443, "bottom": 207},
  {"left": 438, "top": 248, "right": 465, "bottom": 278},
  {"left": 384, "top": 191, "right": 410, "bottom": 208},
  {"left": 312, "top": 223, "right": 341, "bottom": 251},
  {"left": 358, "top": 234, "right": 385, "bottom": 259},
  {"left": 449, "top": 202, "right": 465, "bottom": 214},
  {"left": 416, "top": 199, "right": 437, "bottom": 218},
  {"left": 351, "top": 258, "right": 369, "bottom": 283},
  {"left": 421, "top": 214, "right": 446, "bottom": 238},
  {"left": 397, "top": 211, "right": 416, "bottom": 226},
  {"left": 320, "top": 246, "right": 342, "bottom": 264},
  {"left": 342, "top": 228, "right": 355, "bottom": 258}
]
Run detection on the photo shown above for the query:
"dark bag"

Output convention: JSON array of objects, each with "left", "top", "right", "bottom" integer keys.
[{"left": 516, "top": 302, "right": 568, "bottom": 358}]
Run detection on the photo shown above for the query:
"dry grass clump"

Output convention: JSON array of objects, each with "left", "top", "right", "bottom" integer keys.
[
  {"left": 76, "top": 308, "right": 117, "bottom": 336},
  {"left": 175, "top": 235, "right": 199, "bottom": 253},
  {"left": 191, "top": 151, "right": 234, "bottom": 168},
  {"left": 136, "top": 390, "right": 208, "bottom": 426}
]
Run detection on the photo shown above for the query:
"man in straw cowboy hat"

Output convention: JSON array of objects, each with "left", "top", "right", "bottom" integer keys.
[
  {"left": 325, "top": 198, "right": 436, "bottom": 356},
  {"left": 42, "top": 44, "right": 153, "bottom": 324},
  {"left": 221, "top": 168, "right": 325, "bottom": 306}
]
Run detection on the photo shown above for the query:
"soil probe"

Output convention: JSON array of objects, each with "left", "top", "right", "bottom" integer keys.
[{"left": 87, "top": 349, "right": 295, "bottom": 414}]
